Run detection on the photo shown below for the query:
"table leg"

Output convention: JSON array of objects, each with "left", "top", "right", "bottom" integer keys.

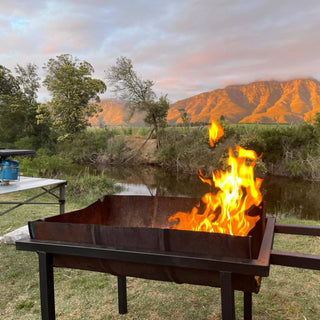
[{"left": 59, "top": 183, "right": 65, "bottom": 214}]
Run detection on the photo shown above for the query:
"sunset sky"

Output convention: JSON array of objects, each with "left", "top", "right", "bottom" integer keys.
[{"left": 1, "top": 0, "right": 320, "bottom": 102}]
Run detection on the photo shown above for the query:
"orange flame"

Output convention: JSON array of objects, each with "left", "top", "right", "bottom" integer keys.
[
  {"left": 209, "top": 119, "right": 224, "bottom": 147},
  {"left": 169, "top": 120, "right": 263, "bottom": 236}
]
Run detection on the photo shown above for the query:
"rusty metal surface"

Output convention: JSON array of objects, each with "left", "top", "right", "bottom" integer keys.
[{"left": 28, "top": 195, "right": 265, "bottom": 293}]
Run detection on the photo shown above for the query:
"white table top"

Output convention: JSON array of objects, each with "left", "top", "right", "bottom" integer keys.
[{"left": 0, "top": 176, "right": 66, "bottom": 195}]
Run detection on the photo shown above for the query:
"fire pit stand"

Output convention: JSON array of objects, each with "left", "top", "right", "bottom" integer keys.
[
  {"left": 17, "top": 216, "right": 274, "bottom": 320},
  {"left": 15, "top": 195, "right": 320, "bottom": 320}
]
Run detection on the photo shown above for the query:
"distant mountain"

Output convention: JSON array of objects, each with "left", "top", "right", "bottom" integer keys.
[
  {"left": 90, "top": 79, "right": 320, "bottom": 126},
  {"left": 89, "top": 99, "right": 146, "bottom": 127},
  {"left": 168, "top": 79, "right": 320, "bottom": 124}
]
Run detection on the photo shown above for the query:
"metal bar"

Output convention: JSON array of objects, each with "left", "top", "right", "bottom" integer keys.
[
  {"left": 272, "top": 222, "right": 320, "bottom": 270},
  {"left": 38, "top": 252, "right": 55, "bottom": 320},
  {"left": 254, "top": 217, "right": 275, "bottom": 269},
  {"left": 59, "top": 183, "right": 65, "bottom": 214},
  {"left": 244, "top": 292, "right": 252, "bottom": 320},
  {"left": 41, "top": 187, "right": 59, "bottom": 200},
  {"left": 220, "top": 271, "right": 235, "bottom": 320},
  {"left": 16, "top": 239, "right": 271, "bottom": 276},
  {"left": 0, "top": 184, "right": 64, "bottom": 216},
  {"left": 270, "top": 250, "right": 320, "bottom": 270},
  {"left": 0, "top": 202, "right": 60, "bottom": 216},
  {"left": 0, "top": 202, "right": 61, "bottom": 205},
  {"left": 117, "top": 276, "right": 127, "bottom": 314},
  {"left": 275, "top": 223, "right": 320, "bottom": 236}
]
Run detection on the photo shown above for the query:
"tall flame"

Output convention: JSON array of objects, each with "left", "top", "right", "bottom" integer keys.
[
  {"left": 169, "top": 120, "right": 263, "bottom": 236},
  {"left": 208, "top": 119, "right": 224, "bottom": 147}
]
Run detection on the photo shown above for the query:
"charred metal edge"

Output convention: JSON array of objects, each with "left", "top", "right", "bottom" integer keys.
[
  {"left": 254, "top": 217, "right": 275, "bottom": 269},
  {"left": 16, "top": 238, "right": 271, "bottom": 277}
]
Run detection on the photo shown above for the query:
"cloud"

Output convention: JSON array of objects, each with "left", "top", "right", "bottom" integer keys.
[{"left": 0, "top": 0, "right": 319, "bottom": 102}]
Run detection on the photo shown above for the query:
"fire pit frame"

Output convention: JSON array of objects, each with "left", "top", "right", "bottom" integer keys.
[
  {"left": 16, "top": 217, "right": 275, "bottom": 320},
  {"left": 16, "top": 219, "right": 320, "bottom": 320}
]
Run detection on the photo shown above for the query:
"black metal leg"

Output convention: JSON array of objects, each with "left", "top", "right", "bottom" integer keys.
[
  {"left": 38, "top": 252, "right": 55, "bottom": 320},
  {"left": 117, "top": 275, "right": 127, "bottom": 314},
  {"left": 244, "top": 292, "right": 252, "bottom": 320},
  {"left": 220, "top": 271, "right": 235, "bottom": 320}
]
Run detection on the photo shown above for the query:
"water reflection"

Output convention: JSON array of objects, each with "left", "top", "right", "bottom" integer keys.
[{"left": 104, "top": 166, "right": 320, "bottom": 221}]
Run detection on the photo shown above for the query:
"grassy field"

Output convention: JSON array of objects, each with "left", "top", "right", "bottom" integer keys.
[{"left": 0, "top": 192, "right": 319, "bottom": 319}]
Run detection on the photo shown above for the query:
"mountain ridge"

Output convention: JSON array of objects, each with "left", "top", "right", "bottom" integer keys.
[{"left": 90, "top": 78, "right": 320, "bottom": 125}]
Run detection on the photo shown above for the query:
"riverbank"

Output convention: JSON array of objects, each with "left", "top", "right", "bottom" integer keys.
[
  {"left": 17, "top": 122, "right": 320, "bottom": 181},
  {"left": 84, "top": 123, "right": 320, "bottom": 181}
]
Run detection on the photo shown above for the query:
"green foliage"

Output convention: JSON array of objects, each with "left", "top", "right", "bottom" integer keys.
[
  {"left": 56, "top": 128, "right": 130, "bottom": 165},
  {"left": 157, "top": 127, "right": 223, "bottom": 173},
  {"left": 0, "top": 63, "right": 51, "bottom": 149},
  {"left": 121, "top": 127, "right": 133, "bottom": 135},
  {"left": 42, "top": 54, "right": 106, "bottom": 141},
  {"left": 137, "top": 127, "right": 152, "bottom": 136},
  {"left": 18, "top": 151, "right": 72, "bottom": 177},
  {"left": 143, "top": 95, "right": 170, "bottom": 134},
  {"left": 57, "top": 129, "right": 114, "bottom": 163},
  {"left": 66, "top": 169, "right": 122, "bottom": 204},
  {"left": 178, "top": 108, "right": 190, "bottom": 129},
  {"left": 229, "top": 122, "right": 320, "bottom": 179}
]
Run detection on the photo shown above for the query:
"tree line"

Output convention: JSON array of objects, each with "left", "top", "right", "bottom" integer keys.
[{"left": 0, "top": 55, "right": 169, "bottom": 149}]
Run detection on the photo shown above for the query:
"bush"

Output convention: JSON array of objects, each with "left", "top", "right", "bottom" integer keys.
[
  {"left": 66, "top": 170, "right": 122, "bottom": 204},
  {"left": 19, "top": 152, "right": 73, "bottom": 177},
  {"left": 157, "top": 127, "right": 228, "bottom": 174},
  {"left": 57, "top": 129, "right": 114, "bottom": 163}
]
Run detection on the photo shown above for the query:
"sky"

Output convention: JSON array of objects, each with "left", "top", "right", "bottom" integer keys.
[{"left": 1, "top": 0, "right": 320, "bottom": 103}]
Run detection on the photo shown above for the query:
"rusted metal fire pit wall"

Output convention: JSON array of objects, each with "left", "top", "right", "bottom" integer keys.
[{"left": 29, "top": 195, "right": 265, "bottom": 292}]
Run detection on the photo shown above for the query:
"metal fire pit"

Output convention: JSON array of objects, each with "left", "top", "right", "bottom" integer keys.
[{"left": 16, "top": 195, "right": 320, "bottom": 320}]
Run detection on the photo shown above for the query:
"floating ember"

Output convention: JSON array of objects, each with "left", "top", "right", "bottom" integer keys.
[{"left": 169, "top": 120, "right": 263, "bottom": 236}]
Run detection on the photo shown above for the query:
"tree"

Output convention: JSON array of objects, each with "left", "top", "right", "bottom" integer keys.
[
  {"left": 15, "top": 63, "right": 40, "bottom": 104},
  {"left": 43, "top": 54, "right": 107, "bottom": 141},
  {"left": 106, "top": 56, "right": 169, "bottom": 147},
  {"left": 0, "top": 65, "right": 24, "bottom": 145},
  {"left": 14, "top": 63, "right": 51, "bottom": 148},
  {"left": 0, "top": 64, "right": 47, "bottom": 148},
  {"left": 178, "top": 108, "right": 190, "bottom": 130}
]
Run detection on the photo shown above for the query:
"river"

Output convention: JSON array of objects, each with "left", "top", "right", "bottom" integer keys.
[{"left": 101, "top": 166, "right": 320, "bottom": 221}]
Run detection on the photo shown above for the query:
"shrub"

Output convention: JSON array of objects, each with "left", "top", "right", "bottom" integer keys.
[
  {"left": 66, "top": 170, "right": 122, "bottom": 204},
  {"left": 57, "top": 128, "right": 114, "bottom": 163}
]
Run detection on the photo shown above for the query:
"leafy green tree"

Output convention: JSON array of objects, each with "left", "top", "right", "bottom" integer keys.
[
  {"left": 106, "top": 56, "right": 169, "bottom": 147},
  {"left": 15, "top": 63, "right": 40, "bottom": 104},
  {"left": 43, "top": 54, "right": 106, "bottom": 141},
  {"left": 0, "top": 65, "right": 23, "bottom": 145},
  {"left": 14, "top": 63, "right": 52, "bottom": 148},
  {"left": 0, "top": 64, "right": 48, "bottom": 148}
]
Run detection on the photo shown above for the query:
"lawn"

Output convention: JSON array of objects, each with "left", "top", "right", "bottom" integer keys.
[{"left": 0, "top": 191, "right": 319, "bottom": 319}]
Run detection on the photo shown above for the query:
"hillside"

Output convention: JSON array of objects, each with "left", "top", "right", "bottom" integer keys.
[
  {"left": 168, "top": 79, "right": 320, "bottom": 124},
  {"left": 91, "top": 79, "right": 320, "bottom": 125},
  {"left": 89, "top": 99, "right": 146, "bottom": 126}
]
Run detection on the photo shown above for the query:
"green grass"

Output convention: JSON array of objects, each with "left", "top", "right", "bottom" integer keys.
[{"left": 0, "top": 195, "right": 319, "bottom": 319}]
